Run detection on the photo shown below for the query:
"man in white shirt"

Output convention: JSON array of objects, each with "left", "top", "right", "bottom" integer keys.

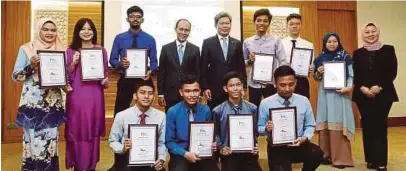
[
  {"left": 281, "top": 13, "right": 314, "bottom": 99},
  {"left": 109, "top": 80, "right": 166, "bottom": 171}
]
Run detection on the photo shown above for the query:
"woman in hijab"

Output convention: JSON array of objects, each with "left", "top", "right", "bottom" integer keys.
[
  {"left": 313, "top": 32, "right": 355, "bottom": 169},
  {"left": 65, "top": 18, "right": 108, "bottom": 171},
  {"left": 12, "top": 18, "right": 67, "bottom": 170},
  {"left": 352, "top": 23, "right": 398, "bottom": 171}
]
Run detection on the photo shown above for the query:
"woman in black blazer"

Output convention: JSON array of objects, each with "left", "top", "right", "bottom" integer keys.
[{"left": 352, "top": 23, "right": 398, "bottom": 171}]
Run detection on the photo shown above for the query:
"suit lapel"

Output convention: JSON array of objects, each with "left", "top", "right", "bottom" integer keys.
[
  {"left": 214, "top": 36, "right": 226, "bottom": 63},
  {"left": 171, "top": 41, "right": 181, "bottom": 67},
  {"left": 182, "top": 42, "right": 192, "bottom": 66},
  {"left": 226, "top": 38, "right": 236, "bottom": 63}
]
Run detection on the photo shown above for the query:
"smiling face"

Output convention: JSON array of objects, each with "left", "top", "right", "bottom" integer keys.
[
  {"left": 363, "top": 25, "right": 379, "bottom": 44},
  {"left": 179, "top": 82, "right": 201, "bottom": 106},
  {"left": 79, "top": 22, "right": 94, "bottom": 41},
  {"left": 326, "top": 35, "right": 339, "bottom": 52},
  {"left": 175, "top": 20, "right": 191, "bottom": 43},
  {"left": 216, "top": 17, "right": 231, "bottom": 37},
  {"left": 223, "top": 78, "right": 243, "bottom": 100},
  {"left": 39, "top": 22, "right": 57, "bottom": 43},
  {"left": 127, "top": 11, "right": 143, "bottom": 29},
  {"left": 133, "top": 85, "right": 154, "bottom": 108},
  {"left": 255, "top": 15, "right": 270, "bottom": 33}
]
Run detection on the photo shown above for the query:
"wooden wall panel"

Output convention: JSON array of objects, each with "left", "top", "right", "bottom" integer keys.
[
  {"left": 1, "top": 1, "right": 31, "bottom": 143},
  {"left": 317, "top": 1, "right": 357, "bottom": 11}
]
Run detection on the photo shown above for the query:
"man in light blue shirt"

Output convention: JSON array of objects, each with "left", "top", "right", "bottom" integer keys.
[
  {"left": 258, "top": 65, "right": 323, "bottom": 171},
  {"left": 213, "top": 71, "right": 262, "bottom": 171},
  {"left": 109, "top": 80, "right": 166, "bottom": 171}
]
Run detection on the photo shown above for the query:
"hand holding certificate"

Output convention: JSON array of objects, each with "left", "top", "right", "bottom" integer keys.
[
  {"left": 128, "top": 124, "right": 158, "bottom": 166},
  {"left": 189, "top": 122, "right": 215, "bottom": 158},
  {"left": 290, "top": 48, "right": 313, "bottom": 77},
  {"left": 80, "top": 48, "right": 105, "bottom": 81},
  {"left": 126, "top": 49, "right": 148, "bottom": 78},
  {"left": 269, "top": 107, "right": 298, "bottom": 146},
  {"left": 323, "top": 61, "right": 346, "bottom": 89},
  {"left": 252, "top": 53, "right": 275, "bottom": 82},
  {"left": 37, "top": 50, "right": 67, "bottom": 88},
  {"left": 227, "top": 114, "right": 255, "bottom": 153}
]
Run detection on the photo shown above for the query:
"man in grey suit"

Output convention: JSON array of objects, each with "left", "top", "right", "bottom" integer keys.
[{"left": 158, "top": 19, "right": 201, "bottom": 112}]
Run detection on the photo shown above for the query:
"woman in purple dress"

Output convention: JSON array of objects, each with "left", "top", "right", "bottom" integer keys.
[{"left": 65, "top": 18, "right": 109, "bottom": 171}]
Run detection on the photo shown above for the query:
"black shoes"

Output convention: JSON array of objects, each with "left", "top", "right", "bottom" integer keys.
[
  {"left": 367, "top": 163, "right": 387, "bottom": 171},
  {"left": 321, "top": 158, "right": 332, "bottom": 165}
]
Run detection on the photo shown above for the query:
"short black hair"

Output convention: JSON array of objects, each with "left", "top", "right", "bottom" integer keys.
[
  {"left": 274, "top": 65, "right": 296, "bottom": 82},
  {"left": 175, "top": 18, "right": 191, "bottom": 29},
  {"left": 223, "top": 71, "right": 243, "bottom": 86},
  {"left": 127, "top": 6, "right": 143, "bottom": 17},
  {"left": 180, "top": 74, "right": 199, "bottom": 88},
  {"left": 286, "top": 13, "right": 302, "bottom": 22},
  {"left": 214, "top": 12, "right": 232, "bottom": 27},
  {"left": 253, "top": 8, "right": 272, "bottom": 22},
  {"left": 134, "top": 80, "right": 155, "bottom": 92}
]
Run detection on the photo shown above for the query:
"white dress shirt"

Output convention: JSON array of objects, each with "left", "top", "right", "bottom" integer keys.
[{"left": 281, "top": 36, "right": 314, "bottom": 63}]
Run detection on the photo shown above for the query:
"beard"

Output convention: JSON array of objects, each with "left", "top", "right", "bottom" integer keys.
[{"left": 130, "top": 24, "right": 140, "bottom": 30}]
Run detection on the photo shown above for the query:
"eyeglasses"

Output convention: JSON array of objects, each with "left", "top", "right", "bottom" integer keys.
[{"left": 128, "top": 15, "right": 143, "bottom": 19}]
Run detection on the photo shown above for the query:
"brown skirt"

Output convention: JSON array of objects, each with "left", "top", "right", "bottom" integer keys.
[{"left": 319, "top": 129, "right": 354, "bottom": 166}]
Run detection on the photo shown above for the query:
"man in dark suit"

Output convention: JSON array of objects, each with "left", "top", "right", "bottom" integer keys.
[
  {"left": 158, "top": 19, "right": 200, "bottom": 111},
  {"left": 200, "top": 12, "right": 247, "bottom": 110}
]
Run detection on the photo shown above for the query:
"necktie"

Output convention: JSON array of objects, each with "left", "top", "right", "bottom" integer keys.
[
  {"left": 232, "top": 105, "right": 241, "bottom": 114},
  {"left": 291, "top": 39, "right": 297, "bottom": 49},
  {"left": 221, "top": 37, "right": 228, "bottom": 59},
  {"left": 140, "top": 113, "right": 147, "bottom": 125},
  {"left": 189, "top": 108, "right": 194, "bottom": 122},
  {"left": 132, "top": 34, "right": 138, "bottom": 48},
  {"left": 178, "top": 44, "right": 184, "bottom": 64},
  {"left": 283, "top": 100, "right": 291, "bottom": 107}
]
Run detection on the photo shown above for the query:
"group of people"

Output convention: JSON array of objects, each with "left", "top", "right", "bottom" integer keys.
[{"left": 11, "top": 4, "right": 398, "bottom": 171}]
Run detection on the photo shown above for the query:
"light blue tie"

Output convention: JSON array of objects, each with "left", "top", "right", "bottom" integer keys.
[
  {"left": 189, "top": 108, "right": 194, "bottom": 122},
  {"left": 221, "top": 37, "right": 228, "bottom": 59},
  {"left": 178, "top": 44, "right": 184, "bottom": 64}
]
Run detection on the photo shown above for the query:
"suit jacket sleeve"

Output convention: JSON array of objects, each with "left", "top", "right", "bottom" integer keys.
[
  {"left": 383, "top": 46, "right": 398, "bottom": 89},
  {"left": 158, "top": 46, "right": 167, "bottom": 96},
  {"left": 195, "top": 47, "right": 201, "bottom": 79},
  {"left": 200, "top": 40, "right": 209, "bottom": 91}
]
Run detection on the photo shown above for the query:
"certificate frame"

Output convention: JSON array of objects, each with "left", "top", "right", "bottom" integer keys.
[
  {"left": 188, "top": 121, "right": 215, "bottom": 159},
  {"left": 269, "top": 107, "right": 298, "bottom": 146},
  {"left": 290, "top": 48, "right": 313, "bottom": 77},
  {"left": 227, "top": 114, "right": 255, "bottom": 153},
  {"left": 323, "top": 61, "right": 346, "bottom": 89},
  {"left": 252, "top": 53, "right": 275, "bottom": 82},
  {"left": 125, "top": 48, "right": 148, "bottom": 78},
  {"left": 37, "top": 50, "right": 68, "bottom": 88},
  {"left": 79, "top": 48, "right": 105, "bottom": 81},
  {"left": 127, "top": 124, "right": 158, "bottom": 166}
]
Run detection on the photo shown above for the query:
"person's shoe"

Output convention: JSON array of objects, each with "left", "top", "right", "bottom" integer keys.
[
  {"left": 332, "top": 165, "right": 346, "bottom": 169},
  {"left": 321, "top": 158, "right": 332, "bottom": 165},
  {"left": 367, "top": 163, "right": 376, "bottom": 169},
  {"left": 377, "top": 166, "right": 387, "bottom": 171}
]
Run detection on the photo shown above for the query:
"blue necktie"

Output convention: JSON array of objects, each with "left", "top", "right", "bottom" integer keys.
[
  {"left": 221, "top": 37, "right": 228, "bottom": 59},
  {"left": 283, "top": 100, "right": 291, "bottom": 107},
  {"left": 189, "top": 108, "right": 194, "bottom": 121},
  {"left": 178, "top": 44, "right": 184, "bottom": 64}
]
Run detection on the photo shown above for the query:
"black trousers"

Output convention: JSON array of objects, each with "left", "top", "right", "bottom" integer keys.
[
  {"left": 267, "top": 142, "right": 323, "bottom": 171},
  {"left": 294, "top": 77, "right": 310, "bottom": 99},
  {"left": 357, "top": 101, "right": 393, "bottom": 167},
  {"left": 168, "top": 154, "right": 219, "bottom": 171},
  {"left": 221, "top": 153, "right": 262, "bottom": 171},
  {"left": 113, "top": 76, "right": 153, "bottom": 168},
  {"left": 249, "top": 85, "right": 277, "bottom": 107}
]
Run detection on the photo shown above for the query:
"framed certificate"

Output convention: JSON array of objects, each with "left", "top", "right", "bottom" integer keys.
[
  {"left": 269, "top": 107, "right": 298, "bottom": 146},
  {"left": 125, "top": 48, "right": 148, "bottom": 78},
  {"left": 252, "top": 53, "right": 275, "bottom": 82},
  {"left": 227, "top": 114, "right": 255, "bottom": 153},
  {"left": 188, "top": 122, "right": 215, "bottom": 159},
  {"left": 128, "top": 124, "right": 158, "bottom": 166},
  {"left": 37, "top": 50, "right": 67, "bottom": 88},
  {"left": 290, "top": 48, "right": 313, "bottom": 77},
  {"left": 80, "top": 48, "right": 105, "bottom": 81},
  {"left": 323, "top": 61, "right": 346, "bottom": 89}
]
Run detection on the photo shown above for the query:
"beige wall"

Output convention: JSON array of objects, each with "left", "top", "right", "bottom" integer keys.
[{"left": 357, "top": 1, "right": 406, "bottom": 117}]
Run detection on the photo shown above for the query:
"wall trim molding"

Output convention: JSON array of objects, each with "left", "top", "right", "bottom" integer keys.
[{"left": 388, "top": 116, "right": 406, "bottom": 127}]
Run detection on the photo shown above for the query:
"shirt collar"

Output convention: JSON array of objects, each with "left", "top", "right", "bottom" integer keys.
[
  {"left": 217, "top": 34, "right": 229, "bottom": 42},
  {"left": 128, "top": 29, "right": 143, "bottom": 37},
  {"left": 287, "top": 36, "right": 302, "bottom": 41},
  {"left": 276, "top": 93, "right": 294, "bottom": 106},
  {"left": 254, "top": 34, "right": 271, "bottom": 41},
  {"left": 182, "top": 100, "right": 198, "bottom": 114},
  {"left": 176, "top": 40, "right": 187, "bottom": 47},
  {"left": 227, "top": 99, "right": 243, "bottom": 109},
  {"left": 133, "top": 105, "right": 153, "bottom": 117}
]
